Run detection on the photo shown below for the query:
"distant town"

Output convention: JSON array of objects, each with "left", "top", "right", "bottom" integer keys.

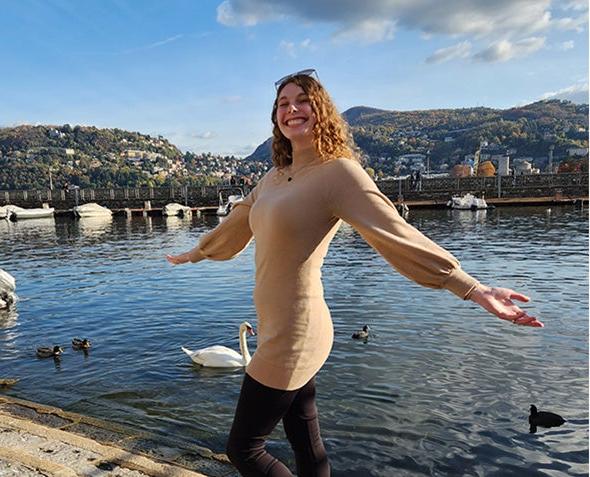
[{"left": 0, "top": 100, "right": 587, "bottom": 191}]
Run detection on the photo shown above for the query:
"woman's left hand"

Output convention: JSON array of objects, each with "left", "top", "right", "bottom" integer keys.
[{"left": 469, "top": 285, "right": 544, "bottom": 327}]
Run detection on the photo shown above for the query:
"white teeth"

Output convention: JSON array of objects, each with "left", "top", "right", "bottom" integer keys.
[{"left": 286, "top": 118, "right": 306, "bottom": 126}]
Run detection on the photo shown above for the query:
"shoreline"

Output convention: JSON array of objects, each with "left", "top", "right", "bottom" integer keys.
[{"left": 0, "top": 395, "right": 235, "bottom": 477}]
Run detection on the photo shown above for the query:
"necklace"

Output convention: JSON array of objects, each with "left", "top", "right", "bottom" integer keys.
[{"left": 275, "top": 160, "right": 321, "bottom": 184}]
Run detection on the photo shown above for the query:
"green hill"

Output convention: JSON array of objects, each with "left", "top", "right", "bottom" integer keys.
[
  {"left": 1, "top": 99, "right": 587, "bottom": 189},
  {"left": 247, "top": 100, "right": 589, "bottom": 174}
]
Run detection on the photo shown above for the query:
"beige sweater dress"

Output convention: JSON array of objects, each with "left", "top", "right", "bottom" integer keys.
[{"left": 189, "top": 158, "right": 479, "bottom": 391}]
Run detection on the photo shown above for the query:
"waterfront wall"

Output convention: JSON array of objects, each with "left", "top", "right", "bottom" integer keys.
[{"left": 0, "top": 173, "right": 587, "bottom": 209}]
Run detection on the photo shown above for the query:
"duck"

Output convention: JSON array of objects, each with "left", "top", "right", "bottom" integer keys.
[
  {"left": 529, "top": 404, "right": 566, "bottom": 433},
  {"left": 0, "top": 378, "right": 19, "bottom": 388},
  {"left": 72, "top": 338, "right": 91, "bottom": 350},
  {"left": 36, "top": 346, "right": 64, "bottom": 358},
  {"left": 352, "top": 325, "right": 370, "bottom": 340},
  {"left": 182, "top": 321, "right": 255, "bottom": 368}
]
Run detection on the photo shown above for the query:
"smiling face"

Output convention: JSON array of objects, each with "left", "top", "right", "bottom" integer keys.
[
  {"left": 271, "top": 74, "right": 358, "bottom": 168},
  {"left": 275, "top": 82, "right": 316, "bottom": 148}
]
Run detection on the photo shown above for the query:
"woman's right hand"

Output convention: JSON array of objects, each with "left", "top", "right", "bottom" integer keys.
[{"left": 166, "top": 252, "right": 191, "bottom": 265}]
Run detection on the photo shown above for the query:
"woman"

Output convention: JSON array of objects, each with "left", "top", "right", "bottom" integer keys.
[{"left": 167, "top": 70, "right": 543, "bottom": 477}]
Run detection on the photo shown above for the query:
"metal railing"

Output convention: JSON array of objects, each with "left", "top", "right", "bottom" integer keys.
[{"left": 0, "top": 173, "right": 587, "bottom": 207}]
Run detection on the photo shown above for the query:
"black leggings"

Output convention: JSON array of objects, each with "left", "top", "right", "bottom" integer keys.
[{"left": 226, "top": 373, "right": 330, "bottom": 477}]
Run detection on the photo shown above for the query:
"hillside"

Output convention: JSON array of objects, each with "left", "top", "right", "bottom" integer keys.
[
  {"left": 247, "top": 100, "right": 589, "bottom": 175},
  {"left": 0, "top": 125, "right": 266, "bottom": 190},
  {"left": 0, "top": 99, "right": 587, "bottom": 190}
]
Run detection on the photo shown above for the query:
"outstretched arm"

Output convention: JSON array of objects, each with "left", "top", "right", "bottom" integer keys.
[
  {"left": 166, "top": 176, "right": 269, "bottom": 266},
  {"left": 469, "top": 286, "right": 543, "bottom": 327},
  {"left": 165, "top": 204, "right": 252, "bottom": 265},
  {"left": 327, "top": 159, "right": 544, "bottom": 328}
]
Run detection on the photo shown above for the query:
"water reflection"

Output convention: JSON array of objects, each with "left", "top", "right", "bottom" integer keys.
[
  {"left": 0, "top": 307, "right": 18, "bottom": 330},
  {"left": 77, "top": 216, "right": 113, "bottom": 237},
  {"left": 164, "top": 216, "right": 192, "bottom": 231},
  {"left": 450, "top": 208, "right": 487, "bottom": 225},
  {"left": 0, "top": 217, "right": 57, "bottom": 241}
]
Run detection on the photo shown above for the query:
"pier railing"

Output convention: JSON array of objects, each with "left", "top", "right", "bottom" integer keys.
[
  {"left": 378, "top": 172, "right": 588, "bottom": 202},
  {"left": 0, "top": 173, "right": 587, "bottom": 209}
]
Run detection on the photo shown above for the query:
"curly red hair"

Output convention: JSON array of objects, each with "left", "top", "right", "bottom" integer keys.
[{"left": 271, "top": 75, "right": 359, "bottom": 168}]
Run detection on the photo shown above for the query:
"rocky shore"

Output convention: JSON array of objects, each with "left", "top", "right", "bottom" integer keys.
[{"left": 0, "top": 395, "right": 236, "bottom": 477}]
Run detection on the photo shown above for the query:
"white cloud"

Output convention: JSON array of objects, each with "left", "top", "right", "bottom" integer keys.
[
  {"left": 217, "top": 0, "right": 283, "bottom": 26},
  {"left": 559, "top": 40, "right": 575, "bottom": 50},
  {"left": 191, "top": 131, "right": 216, "bottom": 139},
  {"left": 426, "top": 41, "right": 471, "bottom": 64},
  {"left": 300, "top": 38, "right": 315, "bottom": 50},
  {"left": 278, "top": 38, "right": 316, "bottom": 58},
  {"left": 473, "top": 37, "right": 545, "bottom": 62},
  {"left": 279, "top": 40, "right": 296, "bottom": 58},
  {"left": 560, "top": 0, "right": 588, "bottom": 12},
  {"left": 333, "top": 19, "right": 396, "bottom": 44},
  {"left": 216, "top": 0, "right": 557, "bottom": 39},
  {"left": 541, "top": 80, "right": 589, "bottom": 104}
]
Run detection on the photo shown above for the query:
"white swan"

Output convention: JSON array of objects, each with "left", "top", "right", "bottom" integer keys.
[
  {"left": 0, "top": 269, "right": 15, "bottom": 293},
  {"left": 0, "top": 269, "right": 16, "bottom": 310},
  {"left": 182, "top": 321, "right": 255, "bottom": 368}
]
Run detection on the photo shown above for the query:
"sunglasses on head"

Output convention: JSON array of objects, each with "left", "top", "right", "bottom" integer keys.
[{"left": 274, "top": 68, "right": 320, "bottom": 90}]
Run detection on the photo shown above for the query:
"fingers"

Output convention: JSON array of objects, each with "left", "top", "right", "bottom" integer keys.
[
  {"left": 166, "top": 254, "right": 181, "bottom": 265},
  {"left": 508, "top": 291, "right": 530, "bottom": 303},
  {"left": 497, "top": 308, "right": 525, "bottom": 321},
  {"left": 511, "top": 314, "right": 544, "bottom": 328}
]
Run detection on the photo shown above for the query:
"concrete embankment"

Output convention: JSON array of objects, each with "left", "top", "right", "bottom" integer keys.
[{"left": 0, "top": 395, "right": 236, "bottom": 477}]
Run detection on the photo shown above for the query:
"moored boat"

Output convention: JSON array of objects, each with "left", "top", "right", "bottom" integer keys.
[
  {"left": 74, "top": 203, "right": 113, "bottom": 218},
  {"left": 10, "top": 206, "right": 55, "bottom": 220},
  {"left": 447, "top": 193, "right": 492, "bottom": 210},
  {"left": 163, "top": 203, "right": 192, "bottom": 217}
]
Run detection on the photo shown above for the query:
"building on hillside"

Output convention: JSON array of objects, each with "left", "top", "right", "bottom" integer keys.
[
  {"left": 513, "top": 157, "right": 540, "bottom": 175},
  {"left": 497, "top": 156, "right": 510, "bottom": 176},
  {"left": 398, "top": 153, "right": 426, "bottom": 170},
  {"left": 568, "top": 147, "right": 589, "bottom": 157}
]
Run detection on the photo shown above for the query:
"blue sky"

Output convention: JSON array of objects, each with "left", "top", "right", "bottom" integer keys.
[{"left": 1, "top": 0, "right": 588, "bottom": 156}]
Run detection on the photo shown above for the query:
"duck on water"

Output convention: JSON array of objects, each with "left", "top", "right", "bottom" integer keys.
[{"left": 529, "top": 405, "right": 566, "bottom": 433}]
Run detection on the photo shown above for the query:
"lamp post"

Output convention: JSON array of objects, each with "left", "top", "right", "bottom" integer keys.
[{"left": 48, "top": 167, "right": 53, "bottom": 191}]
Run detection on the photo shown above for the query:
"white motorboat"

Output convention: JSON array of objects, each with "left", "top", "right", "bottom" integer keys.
[
  {"left": 74, "top": 203, "right": 113, "bottom": 218},
  {"left": 163, "top": 203, "right": 192, "bottom": 217},
  {"left": 217, "top": 189, "right": 245, "bottom": 216},
  {"left": 10, "top": 206, "right": 55, "bottom": 220},
  {"left": 447, "top": 193, "right": 491, "bottom": 210}
]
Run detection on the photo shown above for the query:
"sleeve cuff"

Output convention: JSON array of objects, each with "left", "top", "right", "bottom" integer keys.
[{"left": 443, "top": 267, "right": 480, "bottom": 300}]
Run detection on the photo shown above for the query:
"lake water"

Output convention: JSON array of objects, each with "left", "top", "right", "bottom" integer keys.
[{"left": 0, "top": 206, "right": 588, "bottom": 476}]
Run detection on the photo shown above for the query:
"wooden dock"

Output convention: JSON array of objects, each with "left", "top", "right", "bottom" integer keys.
[
  {"left": 46, "top": 196, "right": 589, "bottom": 217},
  {"left": 396, "top": 195, "right": 588, "bottom": 209}
]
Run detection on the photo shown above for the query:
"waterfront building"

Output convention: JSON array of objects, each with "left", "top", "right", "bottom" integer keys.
[{"left": 497, "top": 156, "right": 510, "bottom": 176}]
